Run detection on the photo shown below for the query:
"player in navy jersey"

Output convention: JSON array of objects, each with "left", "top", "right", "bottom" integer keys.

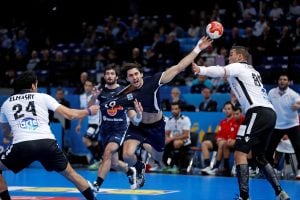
[
  {"left": 89, "top": 64, "right": 142, "bottom": 191},
  {"left": 0, "top": 71, "right": 99, "bottom": 200},
  {"left": 120, "top": 36, "right": 212, "bottom": 188},
  {"left": 192, "top": 46, "right": 290, "bottom": 200}
]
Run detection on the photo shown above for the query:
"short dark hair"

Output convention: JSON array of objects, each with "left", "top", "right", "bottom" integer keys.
[
  {"left": 122, "top": 62, "right": 142, "bottom": 75},
  {"left": 223, "top": 101, "right": 234, "bottom": 109},
  {"left": 171, "top": 102, "right": 181, "bottom": 108},
  {"left": 233, "top": 106, "right": 242, "bottom": 112},
  {"left": 104, "top": 63, "right": 120, "bottom": 76},
  {"left": 13, "top": 71, "right": 37, "bottom": 93},
  {"left": 278, "top": 72, "right": 289, "bottom": 81}
]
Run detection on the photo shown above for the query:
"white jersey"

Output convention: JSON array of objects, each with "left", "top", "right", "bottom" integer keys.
[
  {"left": 268, "top": 87, "right": 300, "bottom": 129},
  {"left": 165, "top": 114, "right": 191, "bottom": 146},
  {"left": 0, "top": 93, "right": 59, "bottom": 144},
  {"left": 79, "top": 93, "right": 100, "bottom": 125},
  {"left": 199, "top": 63, "right": 274, "bottom": 113}
]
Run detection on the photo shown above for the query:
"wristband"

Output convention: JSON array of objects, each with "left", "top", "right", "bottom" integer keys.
[
  {"left": 133, "top": 114, "right": 142, "bottom": 125},
  {"left": 193, "top": 39, "right": 203, "bottom": 54},
  {"left": 87, "top": 108, "right": 92, "bottom": 116}
]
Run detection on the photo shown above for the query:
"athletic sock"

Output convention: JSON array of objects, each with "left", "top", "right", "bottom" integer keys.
[
  {"left": 214, "top": 160, "right": 221, "bottom": 169},
  {"left": 96, "top": 177, "right": 104, "bottom": 187},
  {"left": 204, "top": 159, "right": 210, "bottom": 167},
  {"left": 81, "top": 187, "right": 95, "bottom": 200},
  {"left": 0, "top": 190, "right": 11, "bottom": 200},
  {"left": 223, "top": 158, "right": 230, "bottom": 170}
]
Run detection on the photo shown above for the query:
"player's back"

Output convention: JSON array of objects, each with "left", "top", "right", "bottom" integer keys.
[{"left": 0, "top": 92, "right": 58, "bottom": 144}]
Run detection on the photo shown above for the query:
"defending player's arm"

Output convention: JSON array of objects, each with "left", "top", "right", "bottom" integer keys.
[
  {"left": 160, "top": 36, "right": 213, "bottom": 84},
  {"left": 127, "top": 99, "right": 143, "bottom": 126},
  {"left": 55, "top": 104, "right": 99, "bottom": 120}
]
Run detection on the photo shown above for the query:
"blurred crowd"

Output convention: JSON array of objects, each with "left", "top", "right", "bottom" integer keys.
[{"left": 0, "top": 0, "right": 300, "bottom": 88}]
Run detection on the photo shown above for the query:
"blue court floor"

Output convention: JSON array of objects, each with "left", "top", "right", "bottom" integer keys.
[{"left": 3, "top": 168, "right": 300, "bottom": 200}]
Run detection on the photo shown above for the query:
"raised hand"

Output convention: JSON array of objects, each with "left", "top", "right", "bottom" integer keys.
[
  {"left": 134, "top": 99, "right": 143, "bottom": 118},
  {"left": 198, "top": 36, "right": 213, "bottom": 51}
]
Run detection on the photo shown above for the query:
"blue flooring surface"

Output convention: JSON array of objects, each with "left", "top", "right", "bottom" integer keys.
[{"left": 3, "top": 168, "right": 300, "bottom": 200}]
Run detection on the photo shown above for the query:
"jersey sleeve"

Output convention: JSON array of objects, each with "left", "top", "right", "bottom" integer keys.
[
  {"left": 42, "top": 93, "right": 61, "bottom": 111},
  {"left": 224, "top": 63, "right": 242, "bottom": 77},
  {"left": 182, "top": 117, "right": 191, "bottom": 130}
]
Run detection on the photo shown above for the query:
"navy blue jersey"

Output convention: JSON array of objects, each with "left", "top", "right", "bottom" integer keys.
[
  {"left": 97, "top": 86, "right": 128, "bottom": 132},
  {"left": 134, "top": 72, "right": 163, "bottom": 113}
]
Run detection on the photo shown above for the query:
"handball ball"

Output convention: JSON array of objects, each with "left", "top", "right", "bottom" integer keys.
[{"left": 206, "top": 21, "right": 224, "bottom": 39}]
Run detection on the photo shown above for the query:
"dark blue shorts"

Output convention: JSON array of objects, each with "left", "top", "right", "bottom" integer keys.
[
  {"left": 125, "top": 118, "right": 165, "bottom": 152},
  {"left": 100, "top": 128, "right": 127, "bottom": 149}
]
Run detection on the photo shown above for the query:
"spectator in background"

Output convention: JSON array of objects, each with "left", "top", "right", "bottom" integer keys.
[
  {"left": 49, "top": 87, "right": 71, "bottom": 152},
  {"left": 198, "top": 87, "right": 217, "bottom": 112},
  {"left": 266, "top": 73, "right": 300, "bottom": 179},
  {"left": 202, "top": 102, "right": 238, "bottom": 176},
  {"left": 26, "top": 50, "right": 40, "bottom": 71},
  {"left": 162, "top": 87, "right": 195, "bottom": 111},
  {"left": 1, "top": 69, "right": 16, "bottom": 88},
  {"left": 222, "top": 106, "right": 245, "bottom": 176},
  {"left": 190, "top": 75, "right": 213, "bottom": 94},
  {"left": 74, "top": 72, "right": 88, "bottom": 94},
  {"left": 163, "top": 102, "right": 192, "bottom": 172}
]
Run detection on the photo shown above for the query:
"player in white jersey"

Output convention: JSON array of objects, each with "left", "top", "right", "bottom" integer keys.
[
  {"left": 76, "top": 78, "right": 102, "bottom": 169},
  {"left": 192, "top": 46, "right": 290, "bottom": 200},
  {"left": 0, "top": 71, "right": 99, "bottom": 200},
  {"left": 266, "top": 73, "right": 300, "bottom": 179}
]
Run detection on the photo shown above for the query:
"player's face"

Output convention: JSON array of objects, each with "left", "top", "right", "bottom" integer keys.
[
  {"left": 126, "top": 68, "right": 143, "bottom": 88},
  {"left": 278, "top": 75, "right": 289, "bottom": 90},
  {"left": 104, "top": 69, "right": 117, "bottom": 85},
  {"left": 228, "top": 49, "right": 241, "bottom": 64},
  {"left": 171, "top": 105, "right": 180, "bottom": 117}
]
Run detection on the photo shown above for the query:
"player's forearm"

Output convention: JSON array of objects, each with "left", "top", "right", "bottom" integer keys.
[{"left": 197, "top": 66, "right": 225, "bottom": 77}]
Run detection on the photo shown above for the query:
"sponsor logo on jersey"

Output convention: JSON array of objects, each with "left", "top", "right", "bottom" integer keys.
[
  {"left": 19, "top": 117, "right": 39, "bottom": 130},
  {"left": 107, "top": 105, "right": 124, "bottom": 116}
]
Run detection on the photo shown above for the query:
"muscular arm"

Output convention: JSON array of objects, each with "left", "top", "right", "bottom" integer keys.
[
  {"left": 55, "top": 104, "right": 99, "bottom": 120},
  {"left": 160, "top": 36, "right": 212, "bottom": 84}
]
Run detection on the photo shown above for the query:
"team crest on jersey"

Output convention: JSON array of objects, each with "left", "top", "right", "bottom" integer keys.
[
  {"left": 19, "top": 117, "right": 39, "bottom": 130},
  {"left": 107, "top": 105, "right": 124, "bottom": 116}
]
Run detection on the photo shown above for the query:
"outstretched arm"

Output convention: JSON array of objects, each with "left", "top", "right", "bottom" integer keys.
[
  {"left": 55, "top": 104, "right": 100, "bottom": 120},
  {"left": 160, "top": 36, "right": 213, "bottom": 84},
  {"left": 192, "top": 63, "right": 227, "bottom": 78}
]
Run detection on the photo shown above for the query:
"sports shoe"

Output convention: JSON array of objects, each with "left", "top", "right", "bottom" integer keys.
[
  {"left": 137, "top": 162, "right": 146, "bottom": 188},
  {"left": 233, "top": 194, "right": 250, "bottom": 200},
  {"left": 234, "top": 197, "right": 249, "bottom": 200},
  {"left": 296, "top": 169, "right": 300, "bottom": 180},
  {"left": 128, "top": 167, "right": 137, "bottom": 190},
  {"left": 201, "top": 166, "right": 211, "bottom": 175},
  {"left": 92, "top": 181, "right": 100, "bottom": 192},
  {"left": 87, "top": 160, "right": 102, "bottom": 170},
  {"left": 206, "top": 168, "right": 218, "bottom": 176},
  {"left": 276, "top": 190, "right": 290, "bottom": 200}
]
